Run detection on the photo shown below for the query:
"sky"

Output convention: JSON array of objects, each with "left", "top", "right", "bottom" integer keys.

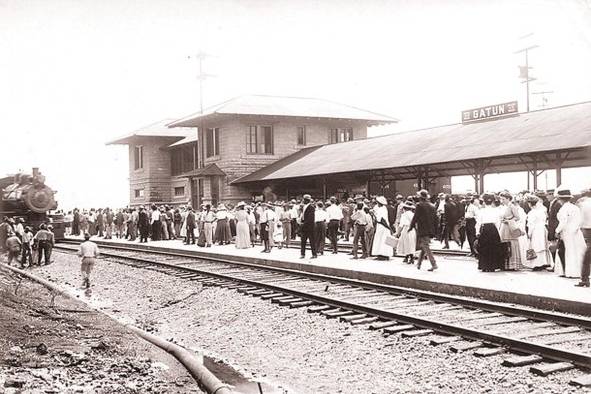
[{"left": 1, "top": 0, "right": 590, "bottom": 209}]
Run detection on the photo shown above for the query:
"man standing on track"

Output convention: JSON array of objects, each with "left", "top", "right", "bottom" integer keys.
[
  {"left": 33, "top": 224, "right": 52, "bottom": 266},
  {"left": 78, "top": 232, "right": 99, "bottom": 289},
  {"left": 299, "top": 194, "right": 317, "bottom": 259}
]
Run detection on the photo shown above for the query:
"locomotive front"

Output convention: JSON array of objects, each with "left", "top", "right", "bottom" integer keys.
[{"left": 0, "top": 168, "right": 65, "bottom": 239}]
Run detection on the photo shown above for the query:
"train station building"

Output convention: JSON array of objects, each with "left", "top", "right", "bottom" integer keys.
[
  {"left": 108, "top": 95, "right": 398, "bottom": 207},
  {"left": 109, "top": 96, "right": 591, "bottom": 208}
]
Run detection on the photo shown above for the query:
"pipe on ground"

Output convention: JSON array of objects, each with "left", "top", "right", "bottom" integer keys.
[{"left": 0, "top": 263, "right": 233, "bottom": 394}]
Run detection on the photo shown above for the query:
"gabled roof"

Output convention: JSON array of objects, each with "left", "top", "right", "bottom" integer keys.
[
  {"left": 179, "top": 163, "right": 226, "bottom": 178},
  {"left": 168, "top": 95, "right": 398, "bottom": 127},
  {"left": 107, "top": 119, "right": 195, "bottom": 145},
  {"left": 233, "top": 100, "right": 591, "bottom": 184}
]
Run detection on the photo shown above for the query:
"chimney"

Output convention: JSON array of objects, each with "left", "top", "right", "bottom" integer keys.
[{"left": 32, "top": 167, "right": 39, "bottom": 177}]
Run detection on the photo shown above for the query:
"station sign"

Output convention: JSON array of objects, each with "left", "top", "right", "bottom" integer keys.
[{"left": 461, "top": 101, "right": 518, "bottom": 124}]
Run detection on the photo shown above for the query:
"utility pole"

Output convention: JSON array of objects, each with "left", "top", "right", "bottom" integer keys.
[
  {"left": 532, "top": 90, "right": 554, "bottom": 109},
  {"left": 514, "top": 34, "right": 538, "bottom": 112},
  {"left": 188, "top": 51, "right": 216, "bottom": 169},
  {"left": 188, "top": 51, "right": 215, "bottom": 113}
]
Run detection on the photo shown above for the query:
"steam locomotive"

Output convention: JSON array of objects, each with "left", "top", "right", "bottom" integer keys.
[{"left": 0, "top": 168, "right": 65, "bottom": 239}]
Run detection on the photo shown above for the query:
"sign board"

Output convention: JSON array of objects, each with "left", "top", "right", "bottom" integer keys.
[{"left": 462, "top": 101, "right": 518, "bottom": 124}]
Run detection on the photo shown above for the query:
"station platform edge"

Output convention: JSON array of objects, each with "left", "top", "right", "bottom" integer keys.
[{"left": 63, "top": 236, "right": 591, "bottom": 317}]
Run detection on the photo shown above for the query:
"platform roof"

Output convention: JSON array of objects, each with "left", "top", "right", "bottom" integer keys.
[
  {"left": 233, "top": 100, "right": 591, "bottom": 184},
  {"left": 168, "top": 95, "right": 398, "bottom": 127},
  {"left": 107, "top": 119, "right": 195, "bottom": 145}
]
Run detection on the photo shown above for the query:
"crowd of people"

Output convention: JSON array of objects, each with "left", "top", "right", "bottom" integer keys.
[
  {"left": 47, "top": 184, "right": 591, "bottom": 286},
  {"left": 469, "top": 185, "right": 591, "bottom": 287},
  {"left": 0, "top": 218, "right": 55, "bottom": 267}
]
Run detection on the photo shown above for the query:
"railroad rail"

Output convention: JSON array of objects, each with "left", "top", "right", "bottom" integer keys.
[{"left": 54, "top": 240, "right": 591, "bottom": 386}]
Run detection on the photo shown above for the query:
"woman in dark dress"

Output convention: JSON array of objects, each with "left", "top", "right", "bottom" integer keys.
[{"left": 476, "top": 194, "right": 504, "bottom": 272}]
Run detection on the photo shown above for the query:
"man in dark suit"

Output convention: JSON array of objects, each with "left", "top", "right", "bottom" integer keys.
[
  {"left": 185, "top": 207, "right": 196, "bottom": 245},
  {"left": 548, "top": 195, "right": 566, "bottom": 271},
  {"left": 138, "top": 206, "right": 150, "bottom": 243},
  {"left": 409, "top": 189, "right": 438, "bottom": 271},
  {"left": 300, "top": 194, "right": 317, "bottom": 259}
]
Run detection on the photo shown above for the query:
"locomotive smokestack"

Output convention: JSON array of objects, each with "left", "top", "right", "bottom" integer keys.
[{"left": 32, "top": 167, "right": 39, "bottom": 177}]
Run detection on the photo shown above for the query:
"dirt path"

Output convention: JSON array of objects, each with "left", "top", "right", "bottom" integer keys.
[{"left": 0, "top": 267, "right": 202, "bottom": 393}]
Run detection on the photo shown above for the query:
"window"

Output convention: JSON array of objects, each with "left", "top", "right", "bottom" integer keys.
[
  {"left": 174, "top": 186, "right": 185, "bottom": 197},
  {"left": 134, "top": 146, "right": 144, "bottom": 170},
  {"left": 134, "top": 189, "right": 144, "bottom": 198},
  {"left": 171, "top": 143, "right": 197, "bottom": 176},
  {"left": 297, "top": 126, "right": 306, "bottom": 145},
  {"left": 329, "top": 128, "right": 353, "bottom": 144},
  {"left": 247, "top": 125, "right": 274, "bottom": 154},
  {"left": 206, "top": 128, "right": 220, "bottom": 157}
]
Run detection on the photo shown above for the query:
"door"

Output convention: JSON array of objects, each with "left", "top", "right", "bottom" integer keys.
[
  {"left": 210, "top": 176, "right": 220, "bottom": 206},
  {"left": 190, "top": 178, "right": 200, "bottom": 209}
]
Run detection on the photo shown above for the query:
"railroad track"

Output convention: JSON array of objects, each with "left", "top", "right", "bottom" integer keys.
[{"left": 54, "top": 240, "right": 591, "bottom": 387}]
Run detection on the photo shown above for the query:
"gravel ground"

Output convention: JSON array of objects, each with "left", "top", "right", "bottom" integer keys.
[
  {"left": 35, "top": 251, "right": 591, "bottom": 394},
  {"left": 0, "top": 265, "right": 202, "bottom": 394}
]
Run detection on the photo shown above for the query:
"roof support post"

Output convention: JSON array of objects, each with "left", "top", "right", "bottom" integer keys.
[
  {"left": 480, "top": 173, "right": 485, "bottom": 193},
  {"left": 532, "top": 156, "right": 538, "bottom": 191},
  {"left": 322, "top": 177, "right": 327, "bottom": 201},
  {"left": 366, "top": 171, "right": 372, "bottom": 197},
  {"left": 556, "top": 152, "right": 563, "bottom": 187}
]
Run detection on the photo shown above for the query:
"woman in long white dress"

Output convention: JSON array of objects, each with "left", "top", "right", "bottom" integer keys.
[
  {"left": 395, "top": 202, "right": 417, "bottom": 264},
  {"left": 554, "top": 190, "right": 586, "bottom": 278},
  {"left": 514, "top": 200, "right": 528, "bottom": 266},
  {"left": 180, "top": 206, "right": 188, "bottom": 239},
  {"left": 371, "top": 196, "right": 393, "bottom": 260},
  {"left": 234, "top": 203, "right": 251, "bottom": 249},
  {"left": 525, "top": 196, "right": 552, "bottom": 270}
]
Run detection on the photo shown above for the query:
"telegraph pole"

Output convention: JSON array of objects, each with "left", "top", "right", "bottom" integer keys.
[
  {"left": 188, "top": 51, "right": 216, "bottom": 170},
  {"left": 188, "top": 51, "right": 215, "bottom": 113},
  {"left": 515, "top": 44, "right": 538, "bottom": 112}
]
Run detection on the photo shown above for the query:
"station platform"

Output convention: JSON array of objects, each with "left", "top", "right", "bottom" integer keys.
[{"left": 63, "top": 235, "right": 591, "bottom": 317}]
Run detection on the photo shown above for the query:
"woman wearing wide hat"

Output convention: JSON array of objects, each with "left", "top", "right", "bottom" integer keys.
[
  {"left": 395, "top": 201, "right": 417, "bottom": 264},
  {"left": 234, "top": 202, "right": 251, "bottom": 249},
  {"left": 214, "top": 204, "right": 232, "bottom": 245},
  {"left": 371, "top": 196, "right": 394, "bottom": 260},
  {"left": 498, "top": 191, "right": 523, "bottom": 270}
]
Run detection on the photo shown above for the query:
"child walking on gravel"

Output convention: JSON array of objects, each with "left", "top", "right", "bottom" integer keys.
[{"left": 78, "top": 232, "right": 100, "bottom": 289}]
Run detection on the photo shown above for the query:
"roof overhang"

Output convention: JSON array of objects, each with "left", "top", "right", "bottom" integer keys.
[{"left": 179, "top": 163, "right": 226, "bottom": 178}]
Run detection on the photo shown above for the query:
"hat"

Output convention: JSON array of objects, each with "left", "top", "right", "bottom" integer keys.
[
  {"left": 19, "top": 218, "right": 25, "bottom": 223},
  {"left": 482, "top": 193, "right": 495, "bottom": 204},
  {"left": 395, "top": 194, "right": 404, "bottom": 200},
  {"left": 554, "top": 185, "right": 573, "bottom": 198},
  {"left": 376, "top": 196, "right": 387, "bottom": 205},
  {"left": 330, "top": 196, "right": 337, "bottom": 202},
  {"left": 354, "top": 194, "right": 364, "bottom": 201},
  {"left": 290, "top": 199, "right": 297, "bottom": 204},
  {"left": 236, "top": 201, "right": 246, "bottom": 208},
  {"left": 302, "top": 194, "right": 312, "bottom": 200},
  {"left": 418, "top": 189, "right": 429, "bottom": 199},
  {"left": 402, "top": 201, "right": 415, "bottom": 210},
  {"left": 218, "top": 204, "right": 227, "bottom": 210}
]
